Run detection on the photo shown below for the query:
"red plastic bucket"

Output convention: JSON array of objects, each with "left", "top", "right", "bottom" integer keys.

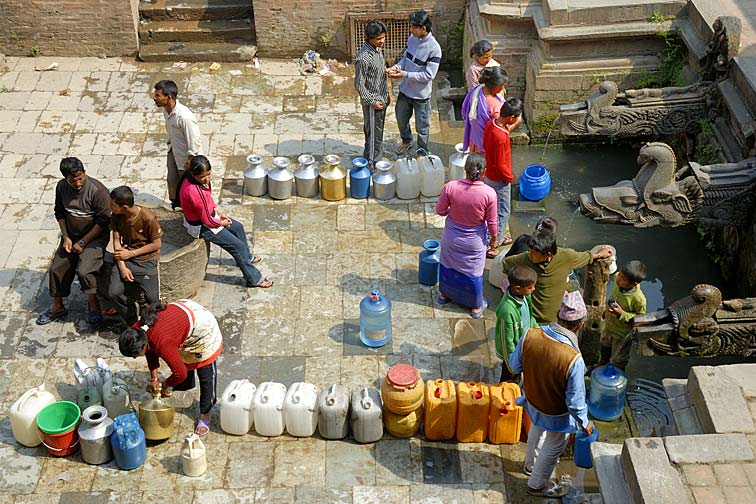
[{"left": 36, "top": 401, "right": 81, "bottom": 457}]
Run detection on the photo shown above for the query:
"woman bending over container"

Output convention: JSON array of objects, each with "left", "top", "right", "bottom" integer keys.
[
  {"left": 461, "top": 66, "right": 508, "bottom": 153},
  {"left": 119, "top": 300, "right": 222, "bottom": 436},
  {"left": 436, "top": 153, "right": 498, "bottom": 318},
  {"left": 179, "top": 155, "right": 273, "bottom": 288}
]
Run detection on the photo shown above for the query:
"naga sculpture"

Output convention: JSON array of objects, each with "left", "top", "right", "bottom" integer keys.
[
  {"left": 578, "top": 142, "right": 756, "bottom": 227},
  {"left": 633, "top": 284, "right": 756, "bottom": 357},
  {"left": 558, "top": 16, "right": 741, "bottom": 138}
]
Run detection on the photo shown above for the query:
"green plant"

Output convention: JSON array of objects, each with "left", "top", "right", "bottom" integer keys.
[
  {"left": 650, "top": 11, "right": 676, "bottom": 24},
  {"left": 30, "top": 44, "right": 41, "bottom": 57},
  {"left": 530, "top": 113, "right": 559, "bottom": 137},
  {"left": 697, "top": 225, "right": 723, "bottom": 264},
  {"left": 694, "top": 117, "right": 725, "bottom": 165},
  {"left": 9, "top": 32, "right": 19, "bottom": 41},
  {"left": 633, "top": 29, "right": 686, "bottom": 88},
  {"left": 0, "top": 86, "right": 8, "bottom": 93},
  {"left": 440, "top": 19, "right": 464, "bottom": 66}
]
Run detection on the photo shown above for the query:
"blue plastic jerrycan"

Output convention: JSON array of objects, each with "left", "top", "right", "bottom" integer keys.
[
  {"left": 574, "top": 426, "right": 599, "bottom": 469},
  {"left": 588, "top": 363, "right": 628, "bottom": 422},
  {"left": 111, "top": 412, "right": 146, "bottom": 471},
  {"left": 359, "top": 289, "right": 392, "bottom": 347},
  {"left": 350, "top": 157, "right": 371, "bottom": 199},
  {"left": 418, "top": 239, "right": 441, "bottom": 286}
]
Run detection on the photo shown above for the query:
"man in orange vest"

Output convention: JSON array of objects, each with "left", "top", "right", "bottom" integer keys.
[{"left": 509, "top": 290, "right": 595, "bottom": 498}]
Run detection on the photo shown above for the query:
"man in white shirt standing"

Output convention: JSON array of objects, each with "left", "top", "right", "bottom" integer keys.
[{"left": 153, "top": 80, "right": 203, "bottom": 207}]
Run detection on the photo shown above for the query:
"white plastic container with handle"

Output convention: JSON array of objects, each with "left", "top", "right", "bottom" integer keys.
[
  {"left": 253, "top": 382, "right": 286, "bottom": 437},
  {"left": 284, "top": 382, "right": 319, "bottom": 437},
  {"left": 220, "top": 379, "right": 256, "bottom": 435}
]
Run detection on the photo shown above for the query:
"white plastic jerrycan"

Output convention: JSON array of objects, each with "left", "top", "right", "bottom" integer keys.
[
  {"left": 284, "top": 382, "right": 319, "bottom": 437},
  {"left": 10, "top": 384, "right": 56, "bottom": 447},
  {"left": 253, "top": 382, "right": 287, "bottom": 437},
  {"left": 220, "top": 379, "right": 256, "bottom": 436},
  {"left": 103, "top": 377, "right": 132, "bottom": 419},
  {"left": 417, "top": 149, "right": 445, "bottom": 197},
  {"left": 181, "top": 433, "right": 207, "bottom": 477},
  {"left": 396, "top": 156, "right": 421, "bottom": 199}
]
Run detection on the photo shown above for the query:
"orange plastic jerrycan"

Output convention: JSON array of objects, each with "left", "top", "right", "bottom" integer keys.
[
  {"left": 456, "top": 381, "right": 489, "bottom": 443},
  {"left": 381, "top": 364, "right": 424, "bottom": 415},
  {"left": 488, "top": 382, "right": 523, "bottom": 444},
  {"left": 423, "top": 379, "right": 457, "bottom": 441}
]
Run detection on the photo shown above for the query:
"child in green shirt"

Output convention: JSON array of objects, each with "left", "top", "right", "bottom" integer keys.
[
  {"left": 495, "top": 264, "right": 538, "bottom": 382},
  {"left": 600, "top": 260, "right": 647, "bottom": 370}
]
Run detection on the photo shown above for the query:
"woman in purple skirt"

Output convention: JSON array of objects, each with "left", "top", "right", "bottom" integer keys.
[{"left": 436, "top": 153, "right": 499, "bottom": 318}]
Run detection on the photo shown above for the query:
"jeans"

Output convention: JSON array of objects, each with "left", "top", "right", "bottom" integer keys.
[
  {"left": 395, "top": 92, "right": 431, "bottom": 153},
  {"left": 484, "top": 177, "right": 511, "bottom": 246},
  {"left": 362, "top": 104, "right": 386, "bottom": 167},
  {"left": 173, "top": 360, "right": 218, "bottom": 415},
  {"left": 525, "top": 425, "right": 570, "bottom": 489},
  {"left": 200, "top": 219, "right": 262, "bottom": 287}
]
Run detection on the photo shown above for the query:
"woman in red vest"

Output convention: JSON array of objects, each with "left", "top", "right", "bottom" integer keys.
[{"left": 119, "top": 299, "right": 223, "bottom": 436}]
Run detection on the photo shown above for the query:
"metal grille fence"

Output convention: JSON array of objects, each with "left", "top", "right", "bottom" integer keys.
[{"left": 348, "top": 13, "right": 414, "bottom": 64}]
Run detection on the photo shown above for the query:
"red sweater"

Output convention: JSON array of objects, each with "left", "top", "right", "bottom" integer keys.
[
  {"left": 483, "top": 119, "right": 513, "bottom": 183},
  {"left": 179, "top": 180, "right": 223, "bottom": 228},
  {"left": 143, "top": 304, "right": 219, "bottom": 387}
]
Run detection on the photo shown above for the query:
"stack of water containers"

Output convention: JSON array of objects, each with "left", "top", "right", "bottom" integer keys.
[{"left": 381, "top": 364, "right": 424, "bottom": 438}]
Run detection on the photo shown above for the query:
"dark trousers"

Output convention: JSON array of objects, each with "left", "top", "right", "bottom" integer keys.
[
  {"left": 395, "top": 92, "right": 431, "bottom": 153},
  {"left": 173, "top": 361, "right": 218, "bottom": 414},
  {"left": 106, "top": 256, "right": 160, "bottom": 325},
  {"left": 200, "top": 219, "right": 262, "bottom": 287},
  {"left": 49, "top": 239, "right": 105, "bottom": 297},
  {"left": 361, "top": 103, "right": 386, "bottom": 167}
]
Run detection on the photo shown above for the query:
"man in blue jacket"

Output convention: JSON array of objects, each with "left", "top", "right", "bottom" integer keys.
[{"left": 387, "top": 10, "right": 442, "bottom": 155}]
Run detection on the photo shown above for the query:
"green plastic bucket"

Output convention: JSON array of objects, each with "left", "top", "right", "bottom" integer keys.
[{"left": 36, "top": 401, "right": 81, "bottom": 434}]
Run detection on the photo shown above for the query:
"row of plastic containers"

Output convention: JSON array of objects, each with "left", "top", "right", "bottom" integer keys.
[{"left": 243, "top": 145, "right": 470, "bottom": 201}]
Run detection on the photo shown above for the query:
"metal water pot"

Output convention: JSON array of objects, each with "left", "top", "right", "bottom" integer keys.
[
  {"left": 268, "top": 156, "right": 294, "bottom": 200},
  {"left": 79, "top": 405, "right": 114, "bottom": 465},
  {"left": 294, "top": 154, "right": 320, "bottom": 198},
  {"left": 373, "top": 160, "right": 396, "bottom": 200},
  {"left": 243, "top": 154, "right": 268, "bottom": 197},
  {"left": 319, "top": 154, "right": 347, "bottom": 201},
  {"left": 138, "top": 392, "right": 175, "bottom": 441},
  {"left": 448, "top": 143, "right": 468, "bottom": 181}
]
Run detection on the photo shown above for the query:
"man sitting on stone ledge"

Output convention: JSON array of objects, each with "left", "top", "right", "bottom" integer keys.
[{"left": 37, "top": 157, "right": 111, "bottom": 327}]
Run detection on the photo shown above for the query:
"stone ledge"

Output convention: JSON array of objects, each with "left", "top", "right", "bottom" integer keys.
[
  {"left": 592, "top": 442, "right": 632, "bottom": 504},
  {"left": 688, "top": 366, "right": 755, "bottom": 434},
  {"left": 663, "top": 378, "right": 703, "bottom": 435},
  {"left": 621, "top": 437, "right": 689, "bottom": 504},
  {"left": 721, "top": 364, "right": 756, "bottom": 399},
  {"left": 665, "top": 434, "right": 755, "bottom": 464}
]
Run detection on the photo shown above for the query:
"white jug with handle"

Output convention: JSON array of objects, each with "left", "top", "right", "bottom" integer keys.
[
  {"left": 10, "top": 384, "right": 56, "bottom": 447},
  {"left": 181, "top": 433, "right": 207, "bottom": 477}
]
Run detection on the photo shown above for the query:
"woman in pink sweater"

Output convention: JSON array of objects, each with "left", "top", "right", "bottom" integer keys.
[
  {"left": 436, "top": 153, "right": 498, "bottom": 317},
  {"left": 179, "top": 156, "right": 273, "bottom": 288}
]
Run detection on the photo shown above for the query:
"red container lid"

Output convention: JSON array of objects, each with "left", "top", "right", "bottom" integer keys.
[{"left": 386, "top": 364, "right": 419, "bottom": 387}]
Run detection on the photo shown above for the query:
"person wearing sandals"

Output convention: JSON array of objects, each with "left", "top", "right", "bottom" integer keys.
[
  {"left": 508, "top": 291, "right": 595, "bottom": 498},
  {"left": 118, "top": 300, "right": 222, "bottom": 437},
  {"left": 179, "top": 155, "right": 273, "bottom": 289},
  {"left": 435, "top": 153, "right": 498, "bottom": 318},
  {"left": 37, "top": 157, "right": 111, "bottom": 327}
]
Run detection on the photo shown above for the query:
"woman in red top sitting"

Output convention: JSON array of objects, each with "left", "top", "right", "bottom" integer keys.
[
  {"left": 119, "top": 300, "right": 223, "bottom": 436},
  {"left": 179, "top": 155, "right": 273, "bottom": 288}
]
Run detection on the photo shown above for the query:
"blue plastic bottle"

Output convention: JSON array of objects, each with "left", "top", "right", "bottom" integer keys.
[
  {"left": 111, "top": 412, "right": 146, "bottom": 471},
  {"left": 359, "top": 289, "right": 392, "bottom": 347},
  {"left": 574, "top": 426, "right": 599, "bottom": 468},
  {"left": 349, "top": 157, "right": 371, "bottom": 199},
  {"left": 519, "top": 164, "right": 551, "bottom": 201},
  {"left": 418, "top": 239, "right": 441, "bottom": 286},
  {"left": 588, "top": 364, "right": 628, "bottom": 421}
]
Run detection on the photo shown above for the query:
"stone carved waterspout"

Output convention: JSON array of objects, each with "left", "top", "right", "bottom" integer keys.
[
  {"left": 577, "top": 142, "right": 756, "bottom": 227},
  {"left": 634, "top": 284, "right": 756, "bottom": 357}
]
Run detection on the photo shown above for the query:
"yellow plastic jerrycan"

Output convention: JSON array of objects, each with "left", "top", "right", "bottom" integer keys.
[
  {"left": 383, "top": 406, "right": 423, "bottom": 438},
  {"left": 423, "top": 379, "right": 457, "bottom": 441},
  {"left": 488, "top": 382, "right": 523, "bottom": 444},
  {"left": 456, "top": 381, "right": 489, "bottom": 443}
]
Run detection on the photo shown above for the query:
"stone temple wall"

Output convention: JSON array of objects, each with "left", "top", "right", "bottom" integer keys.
[
  {"left": 0, "top": 0, "right": 139, "bottom": 57},
  {"left": 252, "top": 0, "right": 466, "bottom": 60}
]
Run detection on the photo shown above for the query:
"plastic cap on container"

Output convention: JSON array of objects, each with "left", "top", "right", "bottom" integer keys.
[
  {"left": 352, "top": 157, "right": 368, "bottom": 168},
  {"left": 387, "top": 364, "right": 419, "bottom": 387},
  {"left": 370, "top": 289, "right": 381, "bottom": 301}
]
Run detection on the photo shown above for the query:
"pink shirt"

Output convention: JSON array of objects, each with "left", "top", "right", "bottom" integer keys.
[
  {"left": 179, "top": 180, "right": 222, "bottom": 228},
  {"left": 436, "top": 179, "right": 498, "bottom": 237}
]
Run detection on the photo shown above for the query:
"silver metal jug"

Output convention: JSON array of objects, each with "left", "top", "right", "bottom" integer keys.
[
  {"left": 294, "top": 154, "right": 320, "bottom": 198},
  {"left": 243, "top": 154, "right": 268, "bottom": 197},
  {"left": 268, "top": 157, "right": 294, "bottom": 200},
  {"left": 373, "top": 160, "right": 397, "bottom": 201}
]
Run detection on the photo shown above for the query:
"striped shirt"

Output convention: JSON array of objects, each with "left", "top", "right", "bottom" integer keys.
[
  {"left": 54, "top": 176, "right": 111, "bottom": 243},
  {"left": 354, "top": 42, "right": 389, "bottom": 107},
  {"left": 394, "top": 32, "right": 442, "bottom": 99}
]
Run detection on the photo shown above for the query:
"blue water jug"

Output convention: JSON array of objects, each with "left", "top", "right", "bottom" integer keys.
[
  {"left": 111, "top": 412, "right": 146, "bottom": 471},
  {"left": 359, "top": 289, "right": 392, "bottom": 347},
  {"left": 418, "top": 239, "right": 441, "bottom": 286},
  {"left": 350, "top": 157, "right": 371, "bottom": 199},
  {"left": 588, "top": 363, "right": 628, "bottom": 421},
  {"left": 519, "top": 164, "right": 551, "bottom": 201},
  {"left": 574, "top": 426, "right": 599, "bottom": 468}
]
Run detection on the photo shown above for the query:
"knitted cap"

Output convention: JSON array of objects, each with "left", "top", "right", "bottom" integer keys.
[{"left": 558, "top": 291, "right": 587, "bottom": 321}]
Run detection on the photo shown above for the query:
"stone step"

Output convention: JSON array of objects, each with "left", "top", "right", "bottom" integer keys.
[
  {"left": 139, "top": 0, "right": 252, "bottom": 22},
  {"left": 662, "top": 378, "right": 702, "bottom": 435},
  {"left": 731, "top": 59, "right": 756, "bottom": 122},
  {"left": 718, "top": 79, "right": 756, "bottom": 155},
  {"left": 138, "top": 41, "right": 257, "bottom": 62},
  {"left": 139, "top": 19, "right": 254, "bottom": 44},
  {"left": 687, "top": 365, "right": 755, "bottom": 434},
  {"left": 591, "top": 442, "right": 632, "bottom": 504},
  {"left": 620, "top": 437, "right": 689, "bottom": 504}
]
